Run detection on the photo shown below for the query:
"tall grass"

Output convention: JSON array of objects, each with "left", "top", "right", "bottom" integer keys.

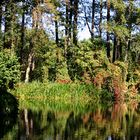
[{"left": 10, "top": 81, "right": 113, "bottom": 111}]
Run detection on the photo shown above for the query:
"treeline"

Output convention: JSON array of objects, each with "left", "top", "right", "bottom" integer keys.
[{"left": 0, "top": 0, "right": 140, "bottom": 97}]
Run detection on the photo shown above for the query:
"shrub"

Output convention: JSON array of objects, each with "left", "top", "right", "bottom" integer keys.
[{"left": 0, "top": 50, "right": 20, "bottom": 90}]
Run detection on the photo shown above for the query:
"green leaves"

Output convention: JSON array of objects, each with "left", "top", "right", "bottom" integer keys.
[{"left": 0, "top": 51, "right": 20, "bottom": 89}]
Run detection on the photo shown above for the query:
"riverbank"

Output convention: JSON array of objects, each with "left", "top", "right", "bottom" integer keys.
[
  {"left": 10, "top": 81, "right": 140, "bottom": 111},
  {"left": 10, "top": 81, "right": 114, "bottom": 110}
]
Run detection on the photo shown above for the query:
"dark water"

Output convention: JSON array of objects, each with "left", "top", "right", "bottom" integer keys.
[{"left": 1, "top": 97, "right": 140, "bottom": 140}]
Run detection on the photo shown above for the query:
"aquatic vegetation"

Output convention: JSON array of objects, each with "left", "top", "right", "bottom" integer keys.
[{"left": 10, "top": 81, "right": 114, "bottom": 110}]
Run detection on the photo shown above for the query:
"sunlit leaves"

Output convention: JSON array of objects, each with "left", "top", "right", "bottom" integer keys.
[{"left": 0, "top": 51, "right": 20, "bottom": 89}]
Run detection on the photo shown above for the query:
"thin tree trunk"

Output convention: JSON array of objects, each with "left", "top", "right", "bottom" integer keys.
[
  {"left": 55, "top": 19, "right": 59, "bottom": 45},
  {"left": 91, "top": 0, "right": 95, "bottom": 39},
  {"left": 127, "top": 0, "right": 133, "bottom": 51},
  {"left": 65, "top": 0, "right": 69, "bottom": 58},
  {"left": 113, "top": 36, "right": 117, "bottom": 62},
  {"left": 119, "top": 42, "right": 122, "bottom": 60},
  {"left": 20, "top": 0, "right": 25, "bottom": 65},
  {"left": 69, "top": 0, "right": 73, "bottom": 39},
  {"left": 65, "top": 0, "right": 69, "bottom": 37},
  {"left": 55, "top": 18, "right": 59, "bottom": 65},
  {"left": 73, "top": 0, "right": 78, "bottom": 46},
  {"left": 116, "top": 41, "right": 120, "bottom": 60},
  {"left": 82, "top": 2, "right": 92, "bottom": 37},
  {"left": 25, "top": 3, "right": 38, "bottom": 83},
  {"left": 25, "top": 51, "right": 34, "bottom": 83},
  {"left": 106, "top": 0, "right": 111, "bottom": 59},
  {"left": 99, "top": 0, "right": 103, "bottom": 38},
  {"left": 0, "top": 2, "right": 2, "bottom": 32},
  {"left": 4, "top": 3, "right": 11, "bottom": 49}
]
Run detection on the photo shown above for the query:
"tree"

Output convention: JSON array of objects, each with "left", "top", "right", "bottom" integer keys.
[
  {"left": 99, "top": 0, "right": 103, "bottom": 38},
  {"left": 0, "top": 1, "right": 2, "bottom": 33},
  {"left": 91, "top": 0, "right": 95, "bottom": 39},
  {"left": 73, "top": 0, "right": 79, "bottom": 45},
  {"left": 0, "top": 51, "right": 20, "bottom": 90},
  {"left": 111, "top": 0, "right": 127, "bottom": 62},
  {"left": 106, "top": 0, "right": 111, "bottom": 59}
]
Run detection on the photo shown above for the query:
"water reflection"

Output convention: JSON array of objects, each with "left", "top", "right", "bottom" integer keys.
[
  {"left": 0, "top": 90, "right": 18, "bottom": 139},
  {"left": 2, "top": 100, "right": 140, "bottom": 140}
]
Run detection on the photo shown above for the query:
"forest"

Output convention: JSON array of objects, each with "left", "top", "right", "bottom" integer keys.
[
  {"left": 0, "top": 0, "right": 140, "bottom": 101},
  {"left": 0, "top": 0, "right": 140, "bottom": 139}
]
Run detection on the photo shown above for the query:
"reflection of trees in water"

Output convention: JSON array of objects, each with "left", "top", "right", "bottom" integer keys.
[
  {"left": 19, "top": 109, "right": 60, "bottom": 140},
  {"left": 0, "top": 90, "right": 18, "bottom": 139},
  {"left": 17, "top": 101, "right": 140, "bottom": 140}
]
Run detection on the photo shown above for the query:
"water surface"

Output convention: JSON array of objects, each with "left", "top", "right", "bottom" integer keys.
[{"left": 1, "top": 98, "right": 140, "bottom": 140}]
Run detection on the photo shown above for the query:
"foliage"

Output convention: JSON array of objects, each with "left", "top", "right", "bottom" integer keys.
[
  {"left": 11, "top": 81, "right": 114, "bottom": 106},
  {"left": 0, "top": 0, "right": 139, "bottom": 101},
  {"left": 0, "top": 51, "right": 20, "bottom": 90},
  {"left": 66, "top": 39, "right": 130, "bottom": 100}
]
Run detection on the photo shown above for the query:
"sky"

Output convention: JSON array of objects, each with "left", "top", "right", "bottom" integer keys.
[{"left": 78, "top": 26, "right": 91, "bottom": 40}]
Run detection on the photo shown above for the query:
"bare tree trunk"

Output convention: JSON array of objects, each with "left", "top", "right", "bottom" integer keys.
[
  {"left": 4, "top": 3, "right": 12, "bottom": 49},
  {"left": 55, "top": 19, "right": 59, "bottom": 45},
  {"left": 0, "top": 2, "right": 2, "bottom": 32},
  {"left": 99, "top": 0, "right": 103, "bottom": 38},
  {"left": 127, "top": 0, "right": 133, "bottom": 51},
  {"left": 69, "top": 0, "right": 73, "bottom": 39},
  {"left": 106, "top": 0, "right": 111, "bottom": 59},
  {"left": 91, "top": 0, "right": 95, "bottom": 39},
  {"left": 82, "top": 2, "right": 92, "bottom": 37},
  {"left": 73, "top": 0, "right": 78, "bottom": 46},
  {"left": 65, "top": 0, "right": 70, "bottom": 58},
  {"left": 24, "top": 3, "right": 39, "bottom": 83},
  {"left": 65, "top": 0, "right": 69, "bottom": 37},
  {"left": 113, "top": 36, "right": 117, "bottom": 62},
  {"left": 20, "top": 0, "right": 25, "bottom": 65},
  {"left": 25, "top": 50, "right": 34, "bottom": 83}
]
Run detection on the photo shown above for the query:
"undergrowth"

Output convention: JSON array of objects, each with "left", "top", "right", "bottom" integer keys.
[{"left": 10, "top": 81, "right": 114, "bottom": 110}]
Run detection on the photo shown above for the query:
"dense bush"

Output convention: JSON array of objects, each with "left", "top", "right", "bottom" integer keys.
[
  {"left": 0, "top": 51, "right": 20, "bottom": 90},
  {"left": 66, "top": 39, "right": 129, "bottom": 100}
]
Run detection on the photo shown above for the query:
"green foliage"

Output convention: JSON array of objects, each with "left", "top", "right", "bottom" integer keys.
[
  {"left": 131, "top": 34, "right": 140, "bottom": 62},
  {"left": 11, "top": 81, "right": 114, "bottom": 108},
  {"left": 65, "top": 38, "right": 130, "bottom": 99},
  {"left": 74, "top": 39, "right": 108, "bottom": 82},
  {"left": 0, "top": 50, "right": 20, "bottom": 89}
]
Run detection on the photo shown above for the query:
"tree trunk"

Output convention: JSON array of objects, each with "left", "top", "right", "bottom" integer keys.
[
  {"left": 65, "top": 0, "right": 70, "bottom": 57},
  {"left": 127, "top": 0, "right": 133, "bottom": 51},
  {"left": 55, "top": 18, "right": 59, "bottom": 70},
  {"left": 119, "top": 42, "right": 122, "bottom": 60},
  {"left": 113, "top": 36, "right": 117, "bottom": 62},
  {"left": 116, "top": 41, "right": 122, "bottom": 60},
  {"left": 20, "top": 0, "right": 25, "bottom": 65},
  {"left": 65, "top": 0, "right": 69, "bottom": 37},
  {"left": 25, "top": 50, "right": 34, "bottom": 83},
  {"left": 55, "top": 19, "right": 59, "bottom": 45},
  {"left": 106, "top": 0, "right": 110, "bottom": 59},
  {"left": 99, "top": 0, "right": 103, "bottom": 38},
  {"left": 0, "top": 2, "right": 2, "bottom": 32},
  {"left": 91, "top": 0, "right": 95, "bottom": 39},
  {"left": 73, "top": 0, "right": 78, "bottom": 46},
  {"left": 4, "top": 3, "right": 12, "bottom": 49},
  {"left": 69, "top": 0, "right": 73, "bottom": 39}
]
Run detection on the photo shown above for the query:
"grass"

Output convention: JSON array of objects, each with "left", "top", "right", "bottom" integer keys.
[
  {"left": 12, "top": 81, "right": 94, "bottom": 100},
  {"left": 10, "top": 81, "right": 114, "bottom": 111}
]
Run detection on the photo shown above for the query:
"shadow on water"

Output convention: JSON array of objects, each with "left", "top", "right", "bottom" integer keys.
[{"left": 0, "top": 89, "right": 18, "bottom": 139}]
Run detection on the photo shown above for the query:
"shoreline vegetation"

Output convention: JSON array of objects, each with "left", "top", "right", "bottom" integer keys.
[
  {"left": 0, "top": 1, "right": 140, "bottom": 139},
  {"left": 0, "top": 0, "right": 140, "bottom": 106},
  {"left": 10, "top": 81, "right": 140, "bottom": 111}
]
